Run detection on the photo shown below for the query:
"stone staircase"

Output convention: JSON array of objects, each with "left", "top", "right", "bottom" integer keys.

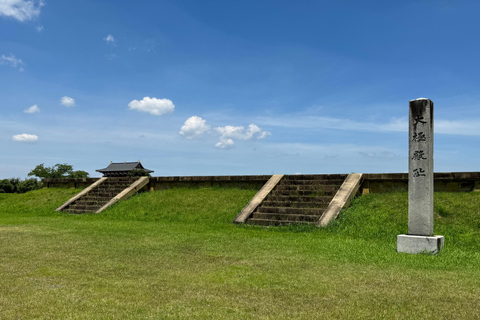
[
  {"left": 245, "top": 174, "right": 348, "bottom": 226},
  {"left": 58, "top": 177, "right": 145, "bottom": 214}
]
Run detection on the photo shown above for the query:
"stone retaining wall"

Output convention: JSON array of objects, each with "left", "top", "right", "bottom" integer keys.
[
  {"left": 361, "top": 172, "right": 480, "bottom": 193},
  {"left": 148, "top": 175, "right": 271, "bottom": 190},
  {"left": 43, "top": 178, "right": 100, "bottom": 189},
  {"left": 43, "top": 175, "right": 271, "bottom": 191},
  {"left": 43, "top": 172, "right": 480, "bottom": 193}
]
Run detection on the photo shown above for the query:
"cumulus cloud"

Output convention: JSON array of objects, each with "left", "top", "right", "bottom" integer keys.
[
  {"left": 179, "top": 116, "right": 211, "bottom": 139},
  {"left": 0, "top": 0, "right": 45, "bottom": 22},
  {"left": 12, "top": 133, "right": 38, "bottom": 142},
  {"left": 24, "top": 104, "right": 39, "bottom": 113},
  {"left": 104, "top": 34, "right": 116, "bottom": 45},
  {"left": 214, "top": 123, "right": 271, "bottom": 141},
  {"left": 60, "top": 96, "right": 75, "bottom": 107},
  {"left": 35, "top": 25, "right": 43, "bottom": 32},
  {"left": 213, "top": 124, "right": 270, "bottom": 149},
  {"left": 128, "top": 97, "right": 175, "bottom": 116},
  {"left": 1, "top": 53, "right": 24, "bottom": 70},
  {"left": 215, "top": 138, "right": 235, "bottom": 149},
  {"left": 179, "top": 116, "right": 271, "bottom": 148}
]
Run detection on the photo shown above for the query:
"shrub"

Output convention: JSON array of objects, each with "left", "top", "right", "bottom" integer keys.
[
  {"left": 17, "top": 179, "right": 42, "bottom": 193},
  {"left": 0, "top": 178, "right": 42, "bottom": 194},
  {"left": 0, "top": 179, "right": 14, "bottom": 193}
]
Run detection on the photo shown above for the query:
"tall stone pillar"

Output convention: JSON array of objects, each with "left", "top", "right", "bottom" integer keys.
[{"left": 397, "top": 98, "right": 444, "bottom": 254}]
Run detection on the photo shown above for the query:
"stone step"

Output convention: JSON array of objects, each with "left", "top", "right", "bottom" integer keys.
[
  {"left": 241, "top": 174, "right": 349, "bottom": 226},
  {"left": 97, "top": 188, "right": 125, "bottom": 192},
  {"left": 78, "top": 197, "right": 111, "bottom": 203},
  {"left": 278, "top": 179, "right": 342, "bottom": 186},
  {"left": 88, "top": 192, "right": 120, "bottom": 198},
  {"left": 102, "top": 182, "right": 131, "bottom": 186},
  {"left": 272, "top": 190, "right": 334, "bottom": 197},
  {"left": 250, "top": 212, "right": 320, "bottom": 222},
  {"left": 73, "top": 200, "right": 98, "bottom": 206},
  {"left": 265, "top": 195, "right": 332, "bottom": 203},
  {"left": 279, "top": 179, "right": 344, "bottom": 186},
  {"left": 255, "top": 206, "right": 325, "bottom": 215},
  {"left": 64, "top": 208, "right": 89, "bottom": 214},
  {"left": 283, "top": 174, "right": 347, "bottom": 181},
  {"left": 98, "top": 184, "right": 129, "bottom": 188},
  {"left": 103, "top": 178, "right": 137, "bottom": 181},
  {"left": 261, "top": 200, "right": 329, "bottom": 209},
  {"left": 59, "top": 176, "right": 147, "bottom": 215},
  {"left": 271, "top": 189, "right": 336, "bottom": 196},
  {"left": 246, "top": 218, "right": 313, "bottom": 226},
  {"left": 102, "top": 183, "right": 135, "bottom": 187},
  {"left": 271, "top": 188, "right": 338, "bottom": 197},
  {"left": 94, "top": 186, "right": 126, "bottom": 190},
  {"left": 67, "top": 204, "right": 99, "bottom": 211},
  {"left": 274, "top": 184, "right": 341, "bottom": 191}
]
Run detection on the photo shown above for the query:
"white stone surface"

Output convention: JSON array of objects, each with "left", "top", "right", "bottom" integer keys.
[{"left": 397, "top": 234, "right": 444, "bottom": 254}]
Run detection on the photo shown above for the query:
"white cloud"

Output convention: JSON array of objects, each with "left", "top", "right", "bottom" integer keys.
[
  {"left": 0, "top": 0, "right": 45, "bottom": 22},
  {"left": 215, "top": 138, "right": 235, "bottom": 149},
  {"left": 36, "top": 25, "right": 43, "bottom": 32},
  {"left": 24, "top": 104, "right": 39, "bottom": 113},
  {"left": 1, "top": 53, "right": 24, "bottom": 70},
  {"left": 12, "top": 133, "right": 38, "bottom": 142},
  {"left": 104, "top": 34, "right": 116, "bottom": 46},
  {"left": 214, "top": 123, "right": 271, "bottom": 141},
  {"left": 60, "top": 96, "right": 75, "bottom": 107},
  {"left": 180, "top": 116, "right": 270, "bottom": 148},
  {"left": 179, "top": 116, "right": 211, "bottom": 139},
  {"left": 128, "top": 97, "right": 175, "bottom": 116}
]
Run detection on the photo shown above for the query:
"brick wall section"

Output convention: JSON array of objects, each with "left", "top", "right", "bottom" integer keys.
[{"left": 43, "top": 172, "right": 480, "bottom": 193}]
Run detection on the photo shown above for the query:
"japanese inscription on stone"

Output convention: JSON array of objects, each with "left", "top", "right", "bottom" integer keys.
[
  {"left": 398, "top": 98, "right": 443, "bottom": 254},
  {"left": 408, "top": 98, "right": 434, "bottom": 236}
]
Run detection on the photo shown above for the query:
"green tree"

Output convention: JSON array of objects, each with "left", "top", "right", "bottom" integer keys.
[
  {"left": 28, "top": 163, "right": 89, "bottom": 179},
  {"left": 0, "top": 178, "right": 42, "bottom": 194},
  {"left": 69, "top": 170, "right": 89, "bottom": 179},
  {"left": 17, "top": 179, "right": 42, "bottom": 193},
  {"left": 0, "top": 179, "right": 14, "bottom": 193}
]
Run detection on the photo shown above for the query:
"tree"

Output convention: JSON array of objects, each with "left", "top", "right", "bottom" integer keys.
[
  {"left": 28, "top": 163, "right": 89, "bottom": 179},
  {"left": 17, "top": 179, "right": 42, "bottom": 193},
  {"left": 0, "top": 179, "right": 14, "bottom": 193},
  {"left": 0, "top": 178, "right": 41, "bottom": 193},
  {"left": 69, "top": 170, "right": 89, "bottom": 179}
]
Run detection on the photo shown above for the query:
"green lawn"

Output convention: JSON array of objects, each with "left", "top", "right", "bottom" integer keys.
[{"left": 1, "top": 188, "right": 480, "bottom": 319}]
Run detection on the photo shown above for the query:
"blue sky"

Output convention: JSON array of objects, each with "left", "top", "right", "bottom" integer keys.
[{"left": 1, "top": 0, "right": 480, "bottom": 178}]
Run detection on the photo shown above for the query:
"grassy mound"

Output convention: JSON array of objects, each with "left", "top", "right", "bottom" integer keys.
[{"left": 1, "top": 188, "right": 480, "bottom": 319}]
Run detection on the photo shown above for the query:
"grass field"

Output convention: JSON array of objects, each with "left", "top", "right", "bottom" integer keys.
[{"left": 1, "top": 188, "right": 480, "bottom": 319}]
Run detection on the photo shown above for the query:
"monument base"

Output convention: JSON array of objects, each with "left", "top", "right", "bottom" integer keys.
[{"left": 397, "top": 234, "right": 444, "bottom": 254}]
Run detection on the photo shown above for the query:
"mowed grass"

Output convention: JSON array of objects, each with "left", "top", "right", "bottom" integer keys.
[{"left": 1, "top": 188, "right": 480, "bottom": 319}]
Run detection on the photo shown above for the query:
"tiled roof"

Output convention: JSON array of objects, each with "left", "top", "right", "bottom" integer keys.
[{"left": 96, "top": 162, "right": 154, "bottom": 173}]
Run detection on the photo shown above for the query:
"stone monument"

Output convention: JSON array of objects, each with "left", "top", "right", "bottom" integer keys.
[{"left": 397, "top": 98, "right": 444, "bottom": 254}]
